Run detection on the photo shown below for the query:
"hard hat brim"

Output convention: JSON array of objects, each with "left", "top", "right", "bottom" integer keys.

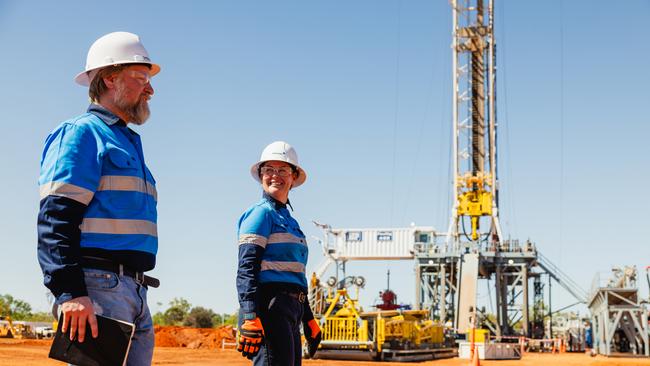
[
  {"left": 74, "top": 62, "right": 161, "bottom": 86},
  {"left": 250, "top": 161, "right": 307, "bottom": 188}
]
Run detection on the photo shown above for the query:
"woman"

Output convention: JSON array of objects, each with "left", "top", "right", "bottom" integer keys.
[{"left": 236, "top": 141, "right": 321, "bottom": 365}]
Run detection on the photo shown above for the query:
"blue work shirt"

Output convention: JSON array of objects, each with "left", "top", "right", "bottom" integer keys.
[
  {"left": 236, "top": 193, "right": 309, "bottom": 314},
  {"left": 37, "top": 104, "right": 157, "bottom": 302}
]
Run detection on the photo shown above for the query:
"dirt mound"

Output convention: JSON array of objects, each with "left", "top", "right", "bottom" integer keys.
[{"left": 154, "top": 325, "right": 236, "bottom": 349}]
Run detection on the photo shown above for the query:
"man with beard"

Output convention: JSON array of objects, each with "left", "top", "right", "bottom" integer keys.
[{"left": 37, "top": 31, "right": 161, "bottom": 365}]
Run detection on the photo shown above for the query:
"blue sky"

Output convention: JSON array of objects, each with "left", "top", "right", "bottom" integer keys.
[{"left": 1, "top": 0, "right": 649, "bottom": 317}]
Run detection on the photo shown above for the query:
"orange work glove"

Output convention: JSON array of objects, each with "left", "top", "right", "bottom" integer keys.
[
  {"left": 303, "top": 318, "right": 321, "bottom": 358},
  {"left": 237, "top": 318, "right": 265, "bottom": 359}
]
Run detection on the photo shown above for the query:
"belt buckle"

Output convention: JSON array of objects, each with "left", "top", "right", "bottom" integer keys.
[
  {"left": 135, "top": 272, "right": 145, "bottom": 284},
  {"left": 298, "top": 292, "right": 306, "bottom": 303}
]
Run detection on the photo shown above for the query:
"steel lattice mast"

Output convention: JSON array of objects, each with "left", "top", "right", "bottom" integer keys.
[{"left": 447, "top": 0, "right": 502, "bottom": 251}]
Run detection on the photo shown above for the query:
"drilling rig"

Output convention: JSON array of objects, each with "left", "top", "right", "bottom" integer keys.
[
  {"left": 311, "top": 0, "right": 589, "bottom": 352},
  {"left": 446, "top": 0, "right": 507, "bottom": 334},
  {"left": 413, "top": 0, "right": 587, "bottom": 341},
  {"left": 415, "top": 0, "right": 538, "bottom": 338}
]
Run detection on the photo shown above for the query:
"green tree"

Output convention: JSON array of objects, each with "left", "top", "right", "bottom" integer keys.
[
  {"left": 0, "top": 294, "right": 33, "bottom": 320},
  {"left": 223, "top": 312, "right": 238, "bottom": 327},
  {"left": 184, "top": 307, "right": 215, "bottom": 328},
  {"left": 163, "top": 298, "right": 191, "bottom": 325},
  {"left": 169, "top": 298, "right": 191, "bottom": 313},
  {"left": 211, "top": 313, "right": 223, "bottom": 327},
  {"left": 211, "top": 313, "right": 237, "bottom": 327},
  {"left": 150, "top": 298, "right": 238, "bottom": 328},
  {"left": 24, "top": 311, "right": 55, "bottom": 322},
  {"left": 152, "top": 311, "right": 167, "bottom": 326}
]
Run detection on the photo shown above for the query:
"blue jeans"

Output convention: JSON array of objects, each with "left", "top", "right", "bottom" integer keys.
[{"left": 66, "top": 268, "right": 155, "bottom": 366}]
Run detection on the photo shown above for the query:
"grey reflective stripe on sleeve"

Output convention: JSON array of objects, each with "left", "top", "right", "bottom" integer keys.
[
  {"left": 238, "top": 234, "right": 268, "bottom": 248},
  {"left": 98, "top": 175, "right": 158, "bottom": 201},
  {"left": 260, "top": 260, "right": 305, "bottom": 273},
  {"left": 80, "top": 218, "right": 158, "bottom": 237},
  {"left": 39, "top": 182, "right": 94, "bottom": 205},
  {"left": 267, "top": 232, "right": 306, "bottom": 246}
]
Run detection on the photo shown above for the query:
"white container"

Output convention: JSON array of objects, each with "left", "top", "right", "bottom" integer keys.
[
  {"left": 328, "top": 227, "right": 436, "bottom": 260},
  {"left": 458, "top": 341, "right": 485, "bottom": 359}
]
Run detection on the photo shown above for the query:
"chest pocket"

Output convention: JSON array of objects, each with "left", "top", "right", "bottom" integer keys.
[
  {"left": 104, "top": 149, "right": 146, "bottom": 210},
  {"left": 107, "top": 149, "right": 139, "bottom": 172},
  {"left": 270, "top": 213, "right": 302, "bottom": 239},
  {"left": 269, "top": 213, "right": 308, "bottom": 263}
]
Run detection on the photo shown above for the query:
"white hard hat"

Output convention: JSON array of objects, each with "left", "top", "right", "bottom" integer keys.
[
  {"left": 74, "top": 31, "right": 161, "bottom": 86},
  {"left": 250, "top": 141, "right": 307, "bottom": 188}
]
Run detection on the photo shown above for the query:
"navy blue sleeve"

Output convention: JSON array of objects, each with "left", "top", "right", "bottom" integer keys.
[
  {"left": 37, "top": 195, "right": 88, "bottom": 302},
  {"left": 236, "top": 205, "right": 271, "bottom": 315},
  {"left": 236, "top": 244, "right": 265, "bottom": 314},
  {"left": 303, "top": 300, "right": 315, "bottom": 322}
]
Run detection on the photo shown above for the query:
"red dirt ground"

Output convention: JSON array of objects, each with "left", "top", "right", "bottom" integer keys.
[
  {"left": 2, "top": 326, "right": 650, "bottom": 366},
  {"left": 154, "top": 324, "right": 236, "bottom": 349}
]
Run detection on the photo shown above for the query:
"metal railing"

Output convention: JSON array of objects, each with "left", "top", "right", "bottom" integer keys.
[
  {"left": 323, "top": 318, "right": 363, "bottom": 343},
  {"left": 536, "top": 252, "right": 588, "bottom": 304}
]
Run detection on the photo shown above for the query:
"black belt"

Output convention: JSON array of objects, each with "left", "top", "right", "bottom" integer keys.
[
  {"left": 81, "top": 257, "right": 160, "bottom": 288},
  {"left": 261, "top": 284, "right": 307, "bottom": 303},
  {"left": 280, "top": 290, "right": 306, "bottom": 303}
]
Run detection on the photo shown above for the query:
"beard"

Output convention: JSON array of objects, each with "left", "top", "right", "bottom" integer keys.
[{"left": 114, "top": 80, "right": 151, "bottom": 125}]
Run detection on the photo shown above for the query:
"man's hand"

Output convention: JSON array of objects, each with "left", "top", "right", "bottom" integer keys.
[
  {"left": 237, "top": 318, "right": 264, "bottom": 359},
  {"left": 60, "top": 296, "right": 98, "bottom": 343},
  {"left": 303, "top": 318, "right": 321, "bottom": 358}
]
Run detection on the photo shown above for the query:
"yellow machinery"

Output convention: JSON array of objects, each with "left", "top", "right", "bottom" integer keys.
[
  {"left": 0, "top": 316, "right": 26, "bottom": 339},
  {"left": 379, "top": 312, "right": 445, "bottom": 347},
  {"left": 312, "top": 285, "right": 453, "bottom": 361},
  {"left": 319, "top": 287, "right": 371, "bottom": 350},
  {"left": 12, "top": 322, "right": 33, "bottom": 339},
  {"left": 457, "top": 172, "right": 493, "bottom": 241},
  {"left": 465, "top": 328, "right": 489, "bottom": 343},
  {"left": 0, "top": 316, "right": 14, "bottom": 338},
  {"left": 0, "top": 316, "right": 35, "bottom": 339}
]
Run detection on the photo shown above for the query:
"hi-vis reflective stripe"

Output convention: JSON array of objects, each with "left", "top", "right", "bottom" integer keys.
[
  {"left": 239, "top": 234, "right": 268, "bottom": 248},
  {"left": 39, "top": 182, "right": 94, "bottom": 205},
  {"left": 98, "top": 175, "right": 157, "bottom": 201},
  {"left": 80, "top": 218, "right": 158, "bottom": 237},
  {"left": 261, "top": 260, "right": 305, "bottom": 273},
  {"left": 268, "top": 233, "right": 306, "bottom": 246},
  {"left": 40, "top": 176, "right": 157, "bottom": 205}
]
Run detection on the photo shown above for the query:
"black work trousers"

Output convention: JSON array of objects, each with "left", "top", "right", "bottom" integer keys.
[{"left": 252, "top": 287, "right": 305, "bottom": 366}]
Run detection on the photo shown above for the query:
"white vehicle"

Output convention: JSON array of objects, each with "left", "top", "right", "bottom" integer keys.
[{"left": 34, "top": 326, "right": 55, "bottom": 339}]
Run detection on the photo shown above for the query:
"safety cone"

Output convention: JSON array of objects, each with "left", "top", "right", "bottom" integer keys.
[{"left": 471, "top": 347, "right": 481, "bottom": 366}]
